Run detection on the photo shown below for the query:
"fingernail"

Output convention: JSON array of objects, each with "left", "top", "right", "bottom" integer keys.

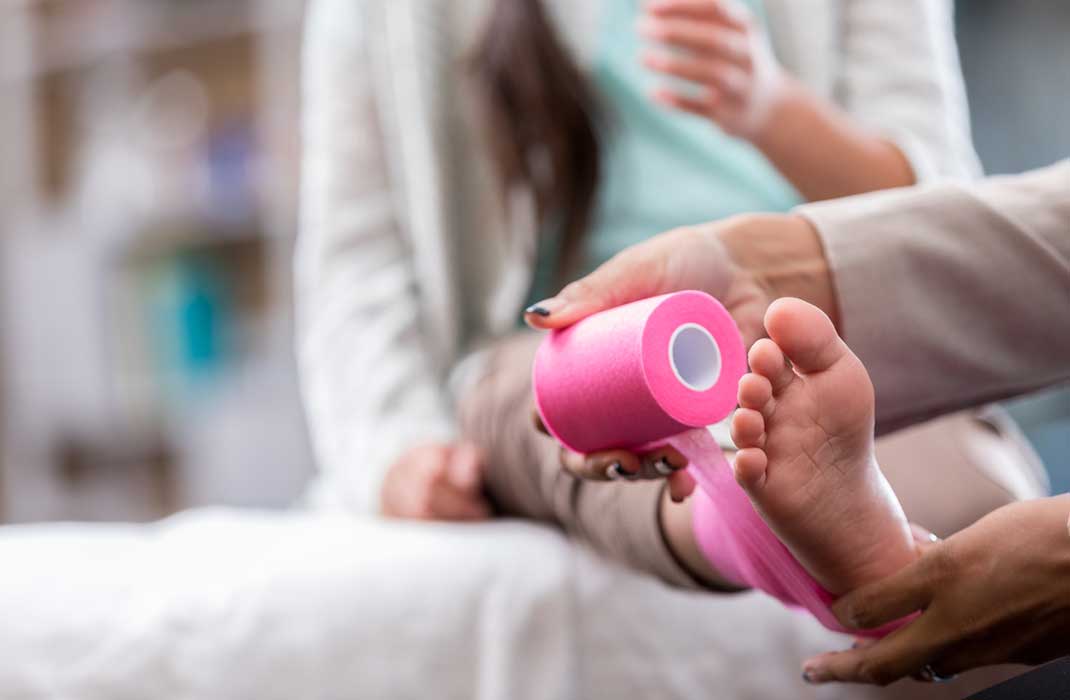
[
  {"left": 606, "top": 462, "right": 639, "bottom": 480},
  {"left": 801, "top": 670, "right": 816, "bottom": 684},
  {"left": 525, "top": 298, "right": 564, "bottom": 318},
  {"left": 928, "top": 532, "right": 940, "bottom": 543},
  {"left": 801, "top": 668, "right": 826, "bottom": 684},
  {"left": 653, "top": 457, "right": 676, "bottom": 476}
]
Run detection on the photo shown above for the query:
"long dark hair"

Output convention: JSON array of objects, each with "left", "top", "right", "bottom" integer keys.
[{"left": 471, "top": 0, "right": 602, "bottom": 281}]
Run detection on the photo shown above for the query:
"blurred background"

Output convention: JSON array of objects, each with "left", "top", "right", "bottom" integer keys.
[{"left": 0, "top": 0, "right": 1066, "bottom": 524}]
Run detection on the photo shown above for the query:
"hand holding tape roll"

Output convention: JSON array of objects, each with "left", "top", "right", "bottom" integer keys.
[{"left": 533, "top": 290, "right": 891, "bottom": 635}]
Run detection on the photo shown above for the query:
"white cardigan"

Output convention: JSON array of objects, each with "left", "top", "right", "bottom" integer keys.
[{"left": 296, "top": 0, "right": 981, "bottom": 513}]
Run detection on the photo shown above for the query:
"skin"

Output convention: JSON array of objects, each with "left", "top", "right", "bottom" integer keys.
[
  {"left": 731, "top": 299, "right": 918, "bottom": 595},
  {"left": 380, "top": 441, "right": 492, "bottom": 521},
  {"left": 526, "top": 214, "right": 1070, "bottom": 683},
  {"left": 640, "top": 0, "right": 915, "bottom": 201},
  {"left": 803, "top": 494, "right": 1070, "bottom": 685}
]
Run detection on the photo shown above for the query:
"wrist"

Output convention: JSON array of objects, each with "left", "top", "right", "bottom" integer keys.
[
  {"left": 747, "top": 74, "right": 807, "bottom": 152},
  {"left": 718, "top": 214, "right": 841, "bottom": 329}
]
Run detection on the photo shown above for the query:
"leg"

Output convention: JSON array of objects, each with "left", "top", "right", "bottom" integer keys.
[
  {"left": 458, "top": 332, "right": 720, "bottom": 589},
  {"left": 879, "top": 408, "right": 1048, "bottom": 538},
  {"left": 731, "top": 298, "right": 916, "bottom": 594}
]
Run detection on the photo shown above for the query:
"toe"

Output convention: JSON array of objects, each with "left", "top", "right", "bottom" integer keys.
[
  {"left": 733, "top": 447, "right": 768, "bottom": 491},
  {"left": 763, "top": 298, "right": 848, "bottom": 375},
  {"left": 731, "top": 408, "right": 766, "bottom": 448},
  {"left": 738, "top": 372, "right": 772, "bottom": 410},
  {"left": 748, "top": 338, "right": 795, "bottom": 393}
]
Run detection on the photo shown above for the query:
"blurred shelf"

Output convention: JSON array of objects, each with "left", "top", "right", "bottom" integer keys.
[{"left": 16, "top": 0, "right": 303, "bottom": 81}]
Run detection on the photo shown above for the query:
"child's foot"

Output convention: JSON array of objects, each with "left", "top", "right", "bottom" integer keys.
[{"left": 730, "top": 298, "right": 916, "bottom": 595}]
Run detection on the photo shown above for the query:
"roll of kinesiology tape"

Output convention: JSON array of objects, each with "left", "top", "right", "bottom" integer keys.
[{"left": 533, "top": 290, "right": 896, "bottom": 635}]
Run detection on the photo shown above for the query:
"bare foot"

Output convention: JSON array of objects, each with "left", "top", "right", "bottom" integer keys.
[{"left": 730, "top": 298, "right": 916, "bottom": 595}]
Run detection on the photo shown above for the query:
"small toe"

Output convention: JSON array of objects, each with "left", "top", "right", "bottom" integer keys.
[
  {"left": 748, "top": 338, "right": 794, "bottom": 393},
  {"left": 733, "top": 447, "right": 768, "bottom": 491},
  {"left": 731, "top": 408, "right": 766, "bottom": 448},
  {"left": 738, "top": 372, "right": 772, "bottom": 410}
]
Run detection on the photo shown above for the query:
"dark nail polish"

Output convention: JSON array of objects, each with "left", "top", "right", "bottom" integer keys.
[
  {"left": 653, "top": 457, "right": 676, "bottom": 476},
  {"left": 802, "top": 671, "right": 815, "bottom": 684},
  {"left": 525, "top": 304, "right": 551, "bottom": 317}
]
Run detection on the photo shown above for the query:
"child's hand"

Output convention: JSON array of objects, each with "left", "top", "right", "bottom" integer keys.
[
  {"left": 380, "top": 441, "right": 492, "bottom": 521},
  {"left": 639, "top": 0, "right": 789, "bottom": 141}
]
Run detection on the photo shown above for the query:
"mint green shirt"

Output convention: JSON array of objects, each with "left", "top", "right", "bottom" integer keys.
[{"left": 528, "top": 0, "right": 801, "bottom": 304}]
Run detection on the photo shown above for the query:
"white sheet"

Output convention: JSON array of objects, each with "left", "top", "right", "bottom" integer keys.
[{"left": 0, "top": 509, "right": 1018, "bottom": 699}]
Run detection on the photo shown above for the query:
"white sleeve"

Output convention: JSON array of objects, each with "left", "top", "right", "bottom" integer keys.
[
  {"left": 836, "top": 0, "right": 982, "bottom": 182},
  {"left": 296, "top": 0, "right": 455, "bottom": 514}
]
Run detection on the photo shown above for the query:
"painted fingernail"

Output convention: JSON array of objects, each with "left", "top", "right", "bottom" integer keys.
[
  {"left": 607, "top": 462, "right": 641, "bottom": 480},
  {"left": 801, "top": 668, "right": 827, "bottom": 684},
  {"left": 606, "top": 462, "right": 640, "bottom": 480},
  {"left": 525, "top": 298, "right": 564, "bottom": 318},
  {"left": 653, "top": 457, "right": 676, "bottom": 476},
  {"left": 801, "top": 670, "right": 817, "bottom": 684},
  {"left": 918, "top": 664, "right": 956, "bottom": 684}
]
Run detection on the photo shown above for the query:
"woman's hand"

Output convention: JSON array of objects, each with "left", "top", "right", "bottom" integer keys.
[
  {"left": 639, "top": 0, "right": 789, "bottom": 140},
  {"left": 525, "top": 214, "right": 834, "bottom": 488},
  {"left": 380, "top": 441, "right": 492, "bottom": 521},
  {"left": 802, "top": 495, "right": 1070, "bottom": 686},
  {"left": 525, "top": 216, "right": 786, "bottom": 346}
]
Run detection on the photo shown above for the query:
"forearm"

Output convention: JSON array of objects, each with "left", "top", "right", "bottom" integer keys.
[
  {"left": 800, "top": 163, "right": 1070, "bottom": 432},
  {"left": 750, "top": 78, "right": 915, "bottom": 202}
]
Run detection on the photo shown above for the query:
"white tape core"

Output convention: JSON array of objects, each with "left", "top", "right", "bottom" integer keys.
[{"left": 668, "top": 323, "right": 722, "bottom": 392}]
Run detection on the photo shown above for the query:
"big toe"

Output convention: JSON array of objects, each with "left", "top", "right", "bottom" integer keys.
[{"left": 763, "top": 298, "right": 846, "bottom": 374}]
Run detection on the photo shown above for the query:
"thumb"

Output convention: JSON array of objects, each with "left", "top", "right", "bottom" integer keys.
[{"left": 524, "top": 238, "right": 682, "bottom": 330}]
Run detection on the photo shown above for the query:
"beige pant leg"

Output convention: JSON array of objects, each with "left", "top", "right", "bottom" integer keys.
[
  {"left": 458, "top": 332, "right": 702, "bottom": 589},
  {"left": 878, "top": 407, "right": 1048, "bottom": 538}
]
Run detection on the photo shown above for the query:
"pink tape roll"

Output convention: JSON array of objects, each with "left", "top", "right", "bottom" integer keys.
[
  {"left": 533, "top": 291, "right": 745, "bottom": 453},
  {"left": 533, "top": 291, "right": 879, "bottom": 636}
]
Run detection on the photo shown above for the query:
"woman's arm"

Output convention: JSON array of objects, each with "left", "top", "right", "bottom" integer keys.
[
  {"left": 640, "top": 0, "right": 979, "bottom": 200},
  {"left": 298, "top": 0, "right": 468, "bottom": 514},
  {"left": 746, "top": 78, "right": 915, "bottom": 202},
  {"left": 799, "top": 161, "right": 1070, "bottom": 434}
]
